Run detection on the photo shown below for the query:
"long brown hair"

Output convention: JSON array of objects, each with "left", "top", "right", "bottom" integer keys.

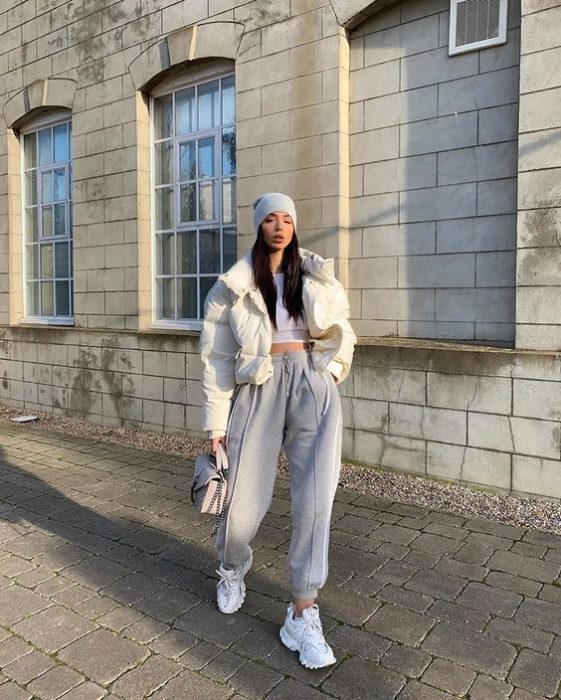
[{"left": 251, "top": 229, "right": 304, "bottom": 329}]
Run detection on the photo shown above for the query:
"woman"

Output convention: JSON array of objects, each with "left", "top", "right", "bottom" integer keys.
[{"left": 200, "top": 193, "right": 355, "bottom": 669}]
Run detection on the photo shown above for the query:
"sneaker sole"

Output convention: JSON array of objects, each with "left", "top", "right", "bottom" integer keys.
[
  {"left": 279, "top": 625, "right": 336, "bottom": 670},
  {"left": 217, "top": 549, "right": 253, "bottom": 615}
]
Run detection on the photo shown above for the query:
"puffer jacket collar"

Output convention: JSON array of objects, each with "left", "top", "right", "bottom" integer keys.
[{"left": 220, "top": 248, "right": 335, "bottom": 301}]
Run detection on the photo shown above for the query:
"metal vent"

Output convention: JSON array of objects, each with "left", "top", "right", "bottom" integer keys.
[{"left": 456, "top": 0, "right": 501, "bottom": 46}]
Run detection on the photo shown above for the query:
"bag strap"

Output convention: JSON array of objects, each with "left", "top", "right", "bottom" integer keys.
[{"left": 214, "top": 442, "right": 229, "bottom": 473}]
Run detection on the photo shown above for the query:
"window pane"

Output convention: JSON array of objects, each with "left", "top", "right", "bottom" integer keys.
[
  {"left": 55, "top": 242, "right": 69, "bottom": 277},
  {"left": 38, "top": 128, "right": 52, "bottom": 165},
  {"left": 200, "top": 229, "right": 220, "bottom": 273},
  {"left": 199, "top": 276, "right": 218, "bottom": 318},
  {"left": 154, "top": 94, "right": 173, "bottom": 139},
  {"left": 69, "top": 122, "right": 73, "bottom": 159},
  {"left": 155, "top": 142, "right": 173, "bottom": 185},
  {"left": 198, "top": 80, "right": 219, "bottom": 130},
  {"left": 41, "top": 281, "right": 54, "bottom": 315},
  {"left": 42, "top": 205, "right": 53, "bottom": 237},
  {"left": 198, "top": 137, "right": 215, "bottom": 178},
  {"left": 177, "top": 231, "right": 197, "bottom": 274},
  {"left": 28, "top": 282, "right": 39, "bottom": 315},
  {"left": 41, "top": 244, "right": 54, "bottom": 277},
  {"left": 177, "top": 277, "right": 197, "bottom": 319},
  {"left": 25, "top": 171, "right": 37, "bottom": 205},
  {"left": 223, "top": 227, "right": 237, "bottom": 270},
  {"left": 54, "top": 203, "right": 66, "bottom": 237},
  {"left": 222, "top": 127, "right": 236, "bottom": 176},
  {"left": 198, "top": 181, "right": 215, "bottom": 221},
  {"left": 26, "top": 244, "right": 39, "bottom": 279},
  {"left": 26, "top": 207, "right": 39, "bottom": 242},
  {"left": 24, "top": 132, "right": 37, "bottom": 168},
  {"left": 54, "top": 169, "right": 66, "bottom": 201},
  {"left": 179, "top": 184, "right": 196, "bottom": 223},
  {"left": 222, "top": 75, "right": 235, "bottom": 125},
  {"left": 54, "top": 123, "right": 68, "bottom": 162},
  {"left": 176, "top": 87, "right": 195, "bottom": 135},
  {"left": 155, "top": 187, "right": 174, "bottom": 230},
  {"left": 42, "top": 171, "right": 53, "bottom": 203},
  {"left": 223, "top": 178, "right": 237, "bottom": 225},
  {"left": 158, "top": 278, "right": 175, "bottom": 319},
  {"left": 55, "top": 280, "right": 70, "bottom": 316},
  {"left": 156, "top": 233, "right": 175, "bottom": 276},
  {"left": 179, "top": 141, "right": 196, "bottom": 181}
]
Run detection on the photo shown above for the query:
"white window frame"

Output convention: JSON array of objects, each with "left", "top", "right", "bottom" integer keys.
[
  {"left": 149, "top": 60, "right": 236, "bottom": 331},
  {"left": 20, "top": 108, "right": 74, "bottom": 326},
  {"left": 449, "top": 0, "right": 508, "bottom": 56}
]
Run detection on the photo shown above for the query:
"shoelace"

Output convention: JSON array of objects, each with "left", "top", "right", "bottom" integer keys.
[
  {"left": 216, "top": 566, "right": 240, "bottom": 586},
  {"left": 297, "top": 611, "right": 328, "bottom": 649}
]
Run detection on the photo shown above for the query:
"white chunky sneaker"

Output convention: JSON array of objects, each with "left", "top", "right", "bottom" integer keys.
[
  {"left": 279, "top": 603, "right": 337, "bottom": 669},
  {"left": 216, "top": 548, "right": 253, "bottom": 614}
]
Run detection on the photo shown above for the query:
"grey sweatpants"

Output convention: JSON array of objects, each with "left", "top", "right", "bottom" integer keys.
[{"left": 217, "top": 350, "right": 342, "bottom": 600}]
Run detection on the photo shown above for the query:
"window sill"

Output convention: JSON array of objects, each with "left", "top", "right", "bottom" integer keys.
[
  {"left": 147, "top": 320, "right": 202, "bottom": 334},
  {"left": 20, "top": 317, "right": 75, "bottom": 327}
]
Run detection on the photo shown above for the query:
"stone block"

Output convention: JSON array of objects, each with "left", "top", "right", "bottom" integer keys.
[
  {"left": 436, "top": 215, "right": 516, "bottom": 253},
  {"left": 427, "top": 442, "right": 511, "bottom": 488},
  {"left": 362, "top": 288, "right": 435, "bottom": 320},
  {"left": 513, "top": 378, "right": 561, "bottom": 421},
  {"left": 353, "top": 365, "right": 426, "bottom": 403},
  {"left": 401, "top": 0, "right": 449, "bottom": 22},
  {"left": 348, "top": 257, "right": 398, "bottom": 288},
  {"left": 364, "top": 155, "right": 437, "bottom": 195},
  {"left": 476, "top": 251, "right": 516, "bottom": 287},
  {"left": 390, "top": 404, "right": 466, "bottom": 444},
  {"left": 364, "top": 15, "right": 439, "bottom": 66},
  {"left": 350, "top": 192, "right": 399, "bottom": 227},
  {"left": 401, "top": 113, "right": 478, "bottom": 156},
  {"left": 478, "top": 178, "right": 518, "bottom": 216},
  {"left": 427, "top": 373, "right": 512, "bottom": 413},
  {"left": 469, "top": 413, "right": 560, "bottom": 459},
  {"left": 520, "top": 86, "right": 561, "bottom": 132},
  {"left": 401, "top": 183, "right": 477, "bottom": 222},
  {"left": 437, "top": 288, "right": 515, "bottom": 322},
  {"left": 438, "top": 67, "right": 519, "bottom": 115},
  {"left": 513, "top": 455, "right": 561, "bottom": 498},
  {"left": 397, "top": 320, "right": 474, "bottom": 339},
  {"left": 400, "top": 253, "right": 475, "bottom": 288},
  {"left": 478, "top": 104, "right": 519, "bottom": 145},
  {"left": 350, "top": 126, "right": 399, "bottom": 165},
  {"left": 351, "top": 60, "right": 400, "bottom": 102},
  {"left": 362, "top": 223, "right": 436, "bottom": 257},
  {"left": 363, "top": 86, "right": 438, "bottom": 130},
  {"left": 401, "top": 47, "right": 478, "bottom": 91},
  {"left": 519, "top": 129, "right": 561, "bottom": 171},
  {"left": 517, "top": 286, "right": 561, "bottom": 325},
  {"left": 438, "top": 142, "right": 518, "bottom": 186},
  {"left": 521, "top": 4, "right": 561, "bottom": 55},
  {"left": 520, "top": 47, "right": 561, "bottom": 93},
  {"left": 476, "top": 322, "right": 514, "bottom": 343}
]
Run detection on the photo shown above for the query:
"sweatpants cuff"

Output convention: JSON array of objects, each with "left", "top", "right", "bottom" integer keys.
[{"left": 292, "top": 588, "right": 319, "bottom": 600}]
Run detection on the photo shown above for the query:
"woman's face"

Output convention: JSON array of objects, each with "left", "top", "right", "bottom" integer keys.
[{"left": 261, "top": 211, "right": 295, "bottom": 253}]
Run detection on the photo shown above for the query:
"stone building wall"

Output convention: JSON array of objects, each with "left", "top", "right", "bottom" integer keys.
[
  {"left": 348, "top": 0, "right": 520, "bottom": 342},
  {"left": 2, "top": 0, "right": 561, "bottom": 500}
]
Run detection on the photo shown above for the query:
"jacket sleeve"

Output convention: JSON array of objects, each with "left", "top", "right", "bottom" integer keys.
[
  {"left": 325, "top": 279, "right": 357, "bottom": 384},
  {"left": 199, "top": 280, "right": 239, "bottom": 437}
]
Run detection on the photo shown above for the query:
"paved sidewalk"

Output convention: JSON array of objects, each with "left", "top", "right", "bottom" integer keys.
[{"left": 1, "top": 424, "right": 561, "bottom": 699}]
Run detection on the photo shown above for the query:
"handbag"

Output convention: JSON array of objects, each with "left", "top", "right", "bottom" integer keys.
[{"left": 191, "top": 442, "right": 228, "bottom": 536}]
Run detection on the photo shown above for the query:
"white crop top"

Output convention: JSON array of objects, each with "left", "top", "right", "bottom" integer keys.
[{"left": 272, "top": 273, "right": 309, "bottom": 343}]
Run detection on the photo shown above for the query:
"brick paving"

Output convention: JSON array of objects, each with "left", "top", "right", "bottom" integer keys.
[{"left": 1, "top": 423, "right": 561, "bottom": 699}]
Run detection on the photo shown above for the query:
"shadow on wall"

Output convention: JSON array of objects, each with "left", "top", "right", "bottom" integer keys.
[
  {"left": 348, "top": 0, "right": 522, "bottom": 346},
  {"left": 0, "top": 430, "right": 297, "bottom": 691}
]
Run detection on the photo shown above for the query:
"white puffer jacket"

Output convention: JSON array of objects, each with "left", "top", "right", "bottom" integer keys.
[{"left": 200, "top": 248, "right": 356, "bottom": 437}]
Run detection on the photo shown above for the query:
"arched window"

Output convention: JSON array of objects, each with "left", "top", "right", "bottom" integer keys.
[
  {"left": 20, "top": 109, "right": 73, "bottom": 322},
  {"left": 151, "top": 63, "right": 236, "bottom": 326}
]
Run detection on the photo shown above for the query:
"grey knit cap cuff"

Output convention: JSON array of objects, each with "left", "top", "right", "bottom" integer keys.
[{"left": 253, "top": 193, "right": 297, "bottom": 232}]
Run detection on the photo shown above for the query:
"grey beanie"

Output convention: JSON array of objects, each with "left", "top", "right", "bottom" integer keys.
[{"left": 253, "top": 193, "right": 297, "bottom": 232}]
